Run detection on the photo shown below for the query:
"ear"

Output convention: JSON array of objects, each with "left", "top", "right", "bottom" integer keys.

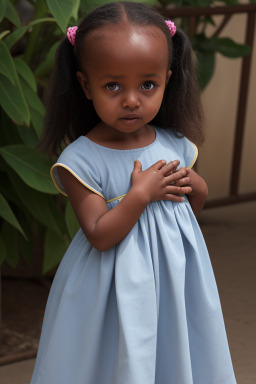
[
  {"left": 76, "top": 71, "right": 92, "bottom": 100},
  {"left": 166, "top": 70, "right": 172, "bottom": 86}
]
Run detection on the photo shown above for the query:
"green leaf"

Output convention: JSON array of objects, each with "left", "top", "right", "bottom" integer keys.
[
  {"left": 70, "top": 0, "right": 80, "bottom": 20},
  {"left": 19, "top": 233, "right": 33, "bottom": 267},
  {"left": 19, "top": 77, "right": 45, "bottom": 115},
  {"left": 14, "top": 208, "right": 35, "bottom": 267},
  {"left": 0, "top": 192, "right": 26, "bottom": 238},
  {"left": 43, "top": 229, "right": 69, "bottom": 274},
  {"left": 16, "top": 124, "right": 38, "bottom": 146},
  {"left": 0, "top": 74, "right": 30, "bottom": 125},
  {"left": 0, "top": 40, "right": 16, "bottom": 84},
  {"left": 30, "top": 107, "right": 44, "bottom": 139},
  {"left": 15, "top": 58, "right": 37, "bottom": 92},
  {"left": 65, "top": 200, "right": 80, "bottom": 239},
  {"left": 5, "top": 18, "right": 55, "bottom": 49},
  {"left": 16, "top": 76, "right": 45, "bottom": 138},
  {"left": 195, "top": 36, "right": 251, "bottom": 58},
  {"left": 5, "top": 1, "right": 22, "bottom": 27},
  {"left": 0, "top": 145, "right": 58, "bottom": 194},
  {"left": 196, "top": 50, "right": 215, "bottom": 90},
  {"left": 1, "top": 222, "right": 19, "bottom": 268},
  {"left": 201, "top": 15, "right": 216, "bottom": 28},
  {"left": 0, "top": 236, "right": 6, "bottom": 266},
  {"left": 0, "top": 0, "right": 8, "bottom": 23},
  {"left": 34, "top": 41, "right": 59, "bottom": 77},
  {"left": 5, "top": 25, "right": 27, "bottom": 49},
  {"left": 0, "top": 172, "right": 23, "bottom": 208},
  {"left": 9, "top": 174, "right": 65, "bottom": 236},
  {"left": 46, "top": 0, "right": 79, "bottom": 32},
  {"left": 0, "top": 30, "right": 10, "bottom": 40},
  {"left": 1, "top": 112, "right": 23, "bottom": 144},
  {"left": 0, "top": 43, "right": 30, "bottom": 125},
  {"left": 215, "top": 38, "right": 251, "bottom": 58}
]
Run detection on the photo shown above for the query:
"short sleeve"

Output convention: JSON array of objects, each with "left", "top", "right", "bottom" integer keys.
[
  {"left": 50, "top": 138, "right": 105, "bottom": 200},
  {"left": 181, "top": 136, "right": 198, "bottom": 169}
]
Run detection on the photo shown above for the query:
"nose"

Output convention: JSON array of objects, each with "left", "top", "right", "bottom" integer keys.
[{"left": 122, "top": 90, "right": 140, "bottom": 109}]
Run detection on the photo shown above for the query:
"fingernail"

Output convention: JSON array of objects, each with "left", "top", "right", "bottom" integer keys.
[{"left": 162, "top": 160, "right": 167, "bottom": 163}]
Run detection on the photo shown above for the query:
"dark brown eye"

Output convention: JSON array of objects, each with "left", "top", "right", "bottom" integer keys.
[
  {"left": 141, "top": 81, "right": 154, "bottom": 90},
  {"left": 106, "top": 83, "right": 120, "bottom": 91}
]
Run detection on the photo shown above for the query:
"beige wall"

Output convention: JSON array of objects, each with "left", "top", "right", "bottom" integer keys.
[{"left": 197, "top": 14, "right": 256, "bottom": 200}]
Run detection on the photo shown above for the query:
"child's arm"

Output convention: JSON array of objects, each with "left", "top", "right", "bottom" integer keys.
[
  {"left": 58, "top": 160, "right": 192, "bottom": 252},
  {"left": 174, "top": 168, "right": 208, "bottom": 218}
]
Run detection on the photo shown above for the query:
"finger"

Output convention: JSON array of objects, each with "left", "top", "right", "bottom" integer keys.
[
  {"left": 165, "top": 167, "right": 178, "bottom": 177},
  {"left": 166, "top": 185, "right": 192, "bottom": 195},
  {"left": 133, "top": 159, "right": 142, "bottom": 172},
  {"left": 151, "top": 159, "right": 167, "bottom": 171},
  {"left": 173, "top": 177, "right": 191, "bottom": 187},
  {"left": 162, "top": 194, "right": 185, "bottom": 203},
  {"left": 160, "top": 160, "right": 180, "bottom": 175},
  {"left": 165, "top": 168, "right": 188, "bottom": 184},
  {"left": 151, "top": 159, "right": 168, "bottom": 171},
  {"left": 172, "top": 166, "right": 189, "bottom": 174}
]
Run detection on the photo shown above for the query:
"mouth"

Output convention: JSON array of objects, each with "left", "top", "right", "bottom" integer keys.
[
  {"left": 121, "top": 114, "right": 141, "bottom": 119},
  {"left": 119, "top": 114, "right": 142, "bottom": 124}
]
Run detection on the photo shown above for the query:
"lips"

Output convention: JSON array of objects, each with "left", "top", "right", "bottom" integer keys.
[
  {"left": 120, "top": 114, "right": 141, "bottom": 120},
  {"left": 119, "top": 115, "right": 142, "bottom": 126}
]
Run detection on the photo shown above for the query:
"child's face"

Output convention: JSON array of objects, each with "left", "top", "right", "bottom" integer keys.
[{"left": 77, "top": 23, "right": 171, "bottom": 134}]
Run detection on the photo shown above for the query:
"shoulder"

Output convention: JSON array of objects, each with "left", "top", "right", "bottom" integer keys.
[
  {"left": 55, "top": 136, "right": 102, "bottom": 171},
  {"left": 57, "top": 136, "right": 87, "bottom": 163}
]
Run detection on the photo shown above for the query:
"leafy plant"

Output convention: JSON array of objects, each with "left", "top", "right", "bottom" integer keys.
[
  {"left": 0, "top": 0, "right": 252, "bottom": 273},
  {"left": 159, "top": 0, "right": 251, "bottom": 88},
  {"left": 0, "top": 0, "right": 82, "bottom": 274}
]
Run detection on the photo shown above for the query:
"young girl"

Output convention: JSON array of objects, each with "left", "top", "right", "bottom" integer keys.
[{"left": 31, "top": 2, "right": 237, "bottom": 383}]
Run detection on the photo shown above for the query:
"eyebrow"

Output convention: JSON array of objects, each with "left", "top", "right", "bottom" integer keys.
[
  {"left": 141, "top": 73, "right": 161, "bottom": 78},
  {"left": 100, "top": 73, "right": 161, "bottom": 80}
]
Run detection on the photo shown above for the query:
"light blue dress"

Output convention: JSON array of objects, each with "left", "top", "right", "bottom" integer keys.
[{"left": 30, "top": 126, "right": 237, "bottom": 384}]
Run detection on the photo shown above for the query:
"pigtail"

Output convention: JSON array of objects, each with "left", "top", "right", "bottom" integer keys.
[
  {"left": 153, "top": 28, "right": 204, "bottom": 146},
  {"left": 39, "top": 2, "right": 205, "bottom": 156},
  {"left": 39, "top": 38, "right": 99, "bottom": 157}
]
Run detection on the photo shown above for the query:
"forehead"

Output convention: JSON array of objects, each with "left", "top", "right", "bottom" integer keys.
[{"left": 81, "top": 24, "right": 169, "bottom": 76}]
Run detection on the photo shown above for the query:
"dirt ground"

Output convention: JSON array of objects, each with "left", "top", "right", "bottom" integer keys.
[{"left": 0, "top": 277, "right": 50, "bottom": 364}]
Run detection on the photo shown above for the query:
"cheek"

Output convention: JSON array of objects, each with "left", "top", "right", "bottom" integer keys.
[
  {"left": 149, "top": 92, "right": 165, "bottom": 114},
  {"left": 151, "top": 105, "right": 161, "bottom": 118},
  {"left": 91, "top": 97, "right": 116, "bottom": 120}
]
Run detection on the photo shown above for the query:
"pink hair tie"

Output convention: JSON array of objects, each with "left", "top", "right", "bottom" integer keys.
[
  {"left": 165, "top": 20, "right": 176, "bottom": 37},
  {"left": 67, "top": 26, "right": 78, "bottom": 46}
]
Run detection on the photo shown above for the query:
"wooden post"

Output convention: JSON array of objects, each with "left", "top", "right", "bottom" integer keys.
[{"left": 229, "top": 12, "right": 256, "bottom": 195}]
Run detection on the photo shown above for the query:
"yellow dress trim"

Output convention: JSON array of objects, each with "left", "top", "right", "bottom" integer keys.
[
  {"left": 50, "top": 163, "right": 105, "bottom": 200},
  {"left": 50, "top": 163, "right": 125, "bottom": 203},
  {"left": 106, "top": 194, "right": 126, "bottom": 203},
  {"left": 187, "top": 144, "right": 198, "bottom": 169}
]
